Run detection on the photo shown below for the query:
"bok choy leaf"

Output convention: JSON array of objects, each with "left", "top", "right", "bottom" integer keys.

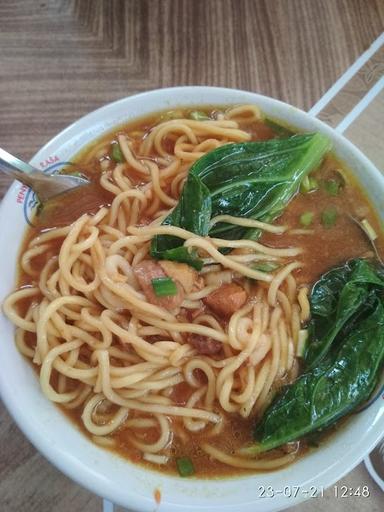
[
  {"left": 151, "top": 133, "right": 331, "bottom": 268},
  {"left": 244, "top": 258, "right": 384, "bottom": 454},
  {"left": 306, "top": 258, "right": 384, "bottom": 368}
]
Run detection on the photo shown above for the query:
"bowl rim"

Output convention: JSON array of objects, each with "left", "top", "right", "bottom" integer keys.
[{"left": 0, "top": 86, "right": 383, "bottom": 512}]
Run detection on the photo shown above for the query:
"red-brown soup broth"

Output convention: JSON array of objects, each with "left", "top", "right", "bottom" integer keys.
[{"left": 17, "top": 106, "right": 384, "bottom": 477}]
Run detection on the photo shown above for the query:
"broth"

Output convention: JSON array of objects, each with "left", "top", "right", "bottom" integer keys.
[{"left": 14, "top": 106, "right": 384, "bottom": 477}]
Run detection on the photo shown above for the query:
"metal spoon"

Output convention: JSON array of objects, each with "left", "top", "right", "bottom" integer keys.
[{"left": 0, "top": 147, "right": 89, "bottom": 203}]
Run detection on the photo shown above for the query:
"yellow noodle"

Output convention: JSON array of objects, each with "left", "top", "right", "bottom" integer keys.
[
  {"left": 2, "top": 109, "right": 308, "bottom": 473},
  {"left": 3, "top": 287, "right": 40, "bottom": 332},
  {"left": 201, "top": 443, "right": 295, "bottom": 469},
  {"left": 268, "top": 262, "right": 302, "bottom": 306},
  {"left": 210, "top": 215, "right": 287, "bottom": 233},
  {"left": 298, "top": 286, "right": 310, "bottom": 322},
  {"left": 92, "top": 435, "right": 117, "bottom": 447},
  {"left": 118, "top": 134, "right": 149, "bottom": 175},
  {"left": 29, "top": 226, "right": 71, "bottom": 247},
  {"left": 82, "top": 394, "right": 129, "bottom": 435},
  {"left": 225, "top": 104, "right": 262, "bottom": 122},
  {"left": 21, "top": 244, "right": 50, "bottom": 276},
  {"left": 288, "top": 228, "right": 315, "bottom": 235},
  {"left": 130, "top": 414, "right": 171, "bottom": 453},
  {"left": 241, "top": 358, "right": 271, "bottom": 417}
]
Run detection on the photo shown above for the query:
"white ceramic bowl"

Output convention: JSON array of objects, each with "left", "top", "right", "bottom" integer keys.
[{"left": 0, "top": 87, "right": 383, "bottom": 512}]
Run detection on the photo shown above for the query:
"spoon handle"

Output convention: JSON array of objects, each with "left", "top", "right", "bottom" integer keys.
[
  {"left": 0, "top": 147, "right": 42, "bottom": 188},
  {"left": 0, "top": 146, "right": 89, "bottom": 203}
]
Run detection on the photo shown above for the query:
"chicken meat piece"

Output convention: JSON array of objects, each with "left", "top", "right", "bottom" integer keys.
[
  {"left": 132, "top": 259, "right": 185, "bottom": 309},
  {"left": 187, "top": 334, "right": 223, "bottom": 355},
  {"left": 159, "top": 260, "right": 198, "bottom": 294},
  {"left": 203, "top": 282, "right": 247, "bottom": 317}
]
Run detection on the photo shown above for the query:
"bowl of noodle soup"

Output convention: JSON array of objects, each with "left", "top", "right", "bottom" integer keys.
[{"left": 0, "top": 87, "right": 383, "bottom": 511}]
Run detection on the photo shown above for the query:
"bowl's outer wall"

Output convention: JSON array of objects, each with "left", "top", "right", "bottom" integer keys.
[{"left": 0, "top": 87, "right": 383, "bottom": 512}]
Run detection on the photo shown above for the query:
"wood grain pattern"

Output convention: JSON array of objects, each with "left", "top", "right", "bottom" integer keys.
[
  {"left": 1, "top": 0, "right": 383, "bottom": 162},
  {"left": 0, "top": 1, "right": 383, "bottom": 511},
  {"left": 345, "top": 90, "right": 384, "bottom": 172},
  {"left": 317, "top": 46, "right": 384, "bottom": 128}
]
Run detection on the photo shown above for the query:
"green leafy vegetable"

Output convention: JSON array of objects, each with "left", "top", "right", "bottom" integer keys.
[
  {"left": 324, "top": 179, "right": 341, "bottom": 196},
  {"left": 176, "top": 456, "right": 195, "bottom": 477},
  {"left": 151, "top": 133, "right": 331, "bottom": 268},
  {"left": 245, "top": 258, "right": 384, "bottom": 454},
  {"left": 189, "top": 110, "right": 210, "bottom": 121},
  {"left": 252, "top": 261, "right": 280, "bottom": 273},
  {"left": 299, "top": 211, "right": 314, "bottom": 227},
  {"left": 306, "top": 258, "right": 384, "bottom": 367},
  {"left": 151, "top": 277, "right": 178, "bottom": 297},
  {"left": 111, "top": 143, "right": 124, "bottom": 162},
  {"left": 321, "top": 206, "right": 338, "bottom": 228},
  {"left": 252, "top": 300, "right": 384, "bottom": 453}
]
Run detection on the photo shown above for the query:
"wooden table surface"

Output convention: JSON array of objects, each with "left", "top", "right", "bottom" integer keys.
[{"left": 0, "top": 1, "right": 383, "bottom": 511}]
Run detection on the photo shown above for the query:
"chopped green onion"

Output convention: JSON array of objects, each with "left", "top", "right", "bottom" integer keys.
[
  {"left": 69, "top": 171, "right": 83, "bottom": 178},
  {"left": 324, "top": 179, "right": 341, "bottom": 196},
  {"left": 161, "top": 110, "right": 184, "bottom": 121},
  {"left": 361, "top": 218, "right": 378, "bottom": 241},
  {"left": 321, "top": 207, "right": 338, "bottom": 228},
  {"left": 299, "top": 211, "right": 314, "bottom": 227},
  {"left": 300, "top": 176, "right": 310, "bottom": 193},
  {"left": 61, "top": 170, "right": 86, "bottom": 179},
  {"left": 176, "top": 456, "right": 195, "bottom": 477},
  {"left": 111, "top": 143, "right": 124, "bottom": 162},
  {"left": 189, "top": 110, "right": 210, "bottom": 121},
  {"left": 297, "top": 329, "right": 308, "bottom": 357},
  {"left": 252, "top": 261, "right": 280, "bottom": 272},
  {"left": 151, "top": 277, "right": 178, "bottom": 297},
  {"left": 309, "top": 177, "right": 318, "bottom": 189},
  {"left": 300, "top": 175, "right": 318, "bottom": 193}
]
